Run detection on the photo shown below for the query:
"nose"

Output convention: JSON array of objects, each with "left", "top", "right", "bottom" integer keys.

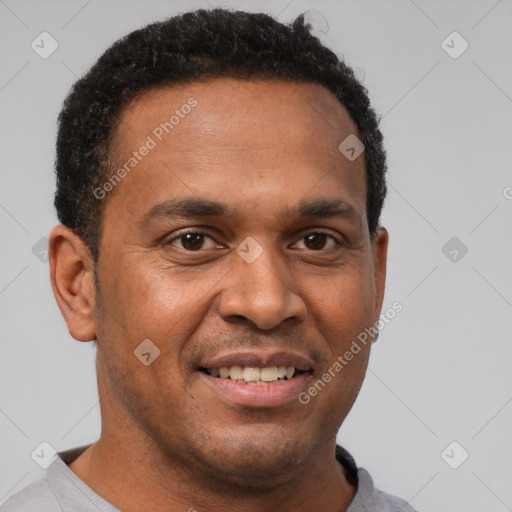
[{"left": 217, "top": 245, "right": 306, "bottom": 330}]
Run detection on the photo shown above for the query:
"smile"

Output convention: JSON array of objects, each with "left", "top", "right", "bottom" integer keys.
[{"left": 198, "top": 354, "right": 314, "bottom": 407}]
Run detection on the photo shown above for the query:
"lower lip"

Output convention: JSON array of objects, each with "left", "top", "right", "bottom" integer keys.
[{"left": 199, "top": 371, "right": 311, "bottom": 408}]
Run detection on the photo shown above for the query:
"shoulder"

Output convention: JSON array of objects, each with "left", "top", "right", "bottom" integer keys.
[
  {"left": 335, "top": 445, "right": 418, "bottom": 512},
  {"left": 0, "top": 479, "right": 61, "bottom": 512},
  {"left": 373, "top": 485, "right": 417, "bottom": 512},
  {"left": 350, "top": 468, "right": 418, "bottom": 512}
]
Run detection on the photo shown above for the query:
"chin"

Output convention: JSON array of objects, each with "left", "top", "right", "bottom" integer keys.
[{"left": 186, "top": 426, "right": 314, "bottom": 486}]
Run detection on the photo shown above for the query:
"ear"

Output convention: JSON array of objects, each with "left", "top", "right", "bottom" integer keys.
[
  {"left": 371, "top": 227, "right": 389, "bottom": 337},
  {"left": 49, "top": 225, "right": 97, "bottom": 342}
]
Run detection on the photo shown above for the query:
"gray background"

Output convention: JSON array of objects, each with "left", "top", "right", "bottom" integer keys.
[{"left": 1, "top": 0, "right": 511, "bottom": 510}]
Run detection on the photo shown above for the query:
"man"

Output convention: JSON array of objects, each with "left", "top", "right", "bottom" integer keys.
[{"left": 1, "top": 8, "right": 417, "bottom": 512}]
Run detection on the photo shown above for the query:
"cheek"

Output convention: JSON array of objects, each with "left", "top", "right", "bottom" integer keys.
[
  {"left": 97, "top": 257, "right": 199, "bottom": 340},
  {"left": 94, "top": 256, "right": 228, "bottom": 390},
  {"left": 308, "top": 267, "right": 376, "bottom": 415},
  {"left": 93, "top": 263, "right": 194, "bottom": 426},
  {"left": 315, "top": 266, "right": 376, "bottom": 347}
]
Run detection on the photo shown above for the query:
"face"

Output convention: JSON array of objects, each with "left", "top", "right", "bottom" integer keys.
[{"left": 89, "top": 78, "right": 387, "bottom": 484}]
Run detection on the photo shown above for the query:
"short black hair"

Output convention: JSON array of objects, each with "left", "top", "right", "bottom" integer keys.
[{"left": 55, "top": 8, "right": 387, "bottom": 261}]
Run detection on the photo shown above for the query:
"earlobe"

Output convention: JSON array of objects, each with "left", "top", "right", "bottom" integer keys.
[
  {"left": 49, "top": 225, "right": 97, "bottom": 342},
  {"left": 371, "top": 227, "right": 389, "bottom": 335}
]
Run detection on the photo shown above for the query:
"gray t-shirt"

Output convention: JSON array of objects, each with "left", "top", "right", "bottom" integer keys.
[{"left": 0, "top": 445, "right": 417, "bottom": 511}]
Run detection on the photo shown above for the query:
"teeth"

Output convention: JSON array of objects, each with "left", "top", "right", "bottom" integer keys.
[
  {"left": 229, "top": 365, "right": 244, "bottom": 380},
  {"left": 219, "top": 367, "right": 230, "bottom": 379},
  {"left": 260, "top": 366, "right": 278, "bottom": 382},
  {"left": 207, "top": 365, "right": 298, "bottom": 382},
  {"left": 243, "top": 367, "right": 261, "bottom": 382}
]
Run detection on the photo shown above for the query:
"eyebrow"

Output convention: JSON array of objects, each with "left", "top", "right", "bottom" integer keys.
[
  {"left": 139, "top": 197, "right": 361, "bottom": 226},
  {"left": 296, "top": 198, "right": 360, "bottom": 222},
  {"left": 139, "top": 198, "right": 229, "bottom": 226}
]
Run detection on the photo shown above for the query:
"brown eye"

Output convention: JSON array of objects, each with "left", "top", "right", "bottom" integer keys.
[
  {"left": 168, "top": 232, "right": 218, "bottom": 251},
  {"left": 180, "top": 233, "right": 204, "bottom": 250},
  {"left": 294, "top": 232, "right": 339, "bottom": 251}
]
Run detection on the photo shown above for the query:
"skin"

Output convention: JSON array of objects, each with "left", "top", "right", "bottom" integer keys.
[{"left": 49, "top": 78, "right": 388, "bottom": 512}]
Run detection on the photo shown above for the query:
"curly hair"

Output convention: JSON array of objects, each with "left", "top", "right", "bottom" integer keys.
[{"left": 55, "top": 8, "right": 387, "bottom": 261}]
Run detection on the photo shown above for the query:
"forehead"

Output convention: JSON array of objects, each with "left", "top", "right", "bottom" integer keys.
[
  {"left": 114, "top": 78, "right": 358, "bottom": 153},
  {"left": 104, "top": 78, "right": 366, "bottom": 227}
]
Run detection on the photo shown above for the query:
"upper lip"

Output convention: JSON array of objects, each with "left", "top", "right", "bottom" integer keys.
[{"left": 199, "top": 350, "right": 314, "bottom": 372}]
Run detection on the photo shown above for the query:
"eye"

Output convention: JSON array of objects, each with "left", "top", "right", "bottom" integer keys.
[
  {"left": 293, "top": 232, "right": 341, "bottom": 251},
  {"left": 166, "top": 231, "right": 220, "bottom": 251}
]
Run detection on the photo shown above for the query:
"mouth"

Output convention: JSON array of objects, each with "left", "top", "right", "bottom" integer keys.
[{"left": 197, "top": 351, "right": 314, "bottom": 408}]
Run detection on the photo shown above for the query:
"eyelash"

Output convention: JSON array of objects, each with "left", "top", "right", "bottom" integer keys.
[{"left": 165, "top": 230, "right": 343, "bottom": 251}]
